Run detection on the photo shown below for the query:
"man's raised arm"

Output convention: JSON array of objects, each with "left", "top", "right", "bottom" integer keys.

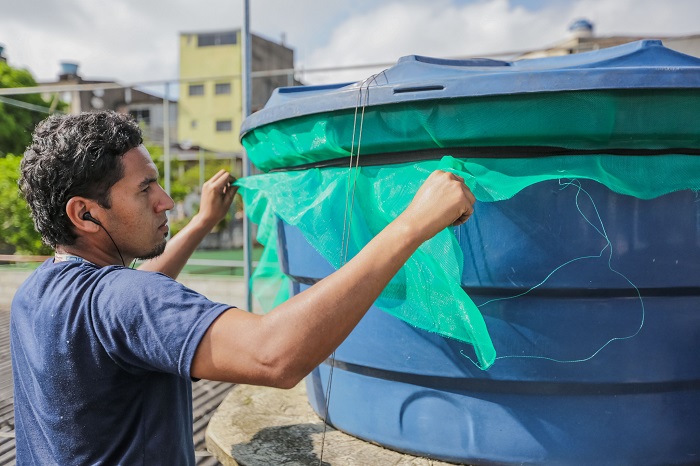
[{"left": 191, "top": 170, "right": 476, "bottom": 388}]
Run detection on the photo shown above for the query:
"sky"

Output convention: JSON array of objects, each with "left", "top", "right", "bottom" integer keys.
[{"left": 1, "top": 0, "right": 699, "bottom": 88}]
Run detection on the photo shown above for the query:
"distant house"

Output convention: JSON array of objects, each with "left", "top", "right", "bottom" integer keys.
[
  {"left": 177, "top": 29, "right": 299, "bottom": 153},
  {"left": 39, "top": 62, "right": 177, "bottom": 143},
  {"left": 518, "top": 19, "right": 700, "bottom": 59}
]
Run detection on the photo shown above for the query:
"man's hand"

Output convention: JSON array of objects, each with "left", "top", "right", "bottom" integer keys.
[
  {"left": 197, "top": 170, "right": 238, "bottom": 229},
  {"left": 397, "top": 170, "right": 476, "bottom": 243}
]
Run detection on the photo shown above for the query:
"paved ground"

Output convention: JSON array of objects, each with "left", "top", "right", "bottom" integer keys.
[
  {"left": 0, "top": 308, "right": 230, "bottom": 465},
  {"left": 0, "top": 310, "right": 16, "bottom": 465}
]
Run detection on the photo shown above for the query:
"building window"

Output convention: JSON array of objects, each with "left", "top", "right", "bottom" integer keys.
[
  {"left": 215, "top": 83, "right": 231, "bottom": 95},
  {"left": 189, "top": 84, "right": 204, "bottom": 96},
  {"left": 191, "top": 120, "right": 198, "bottom": 129},
  {"left": 129, "top": 109, "right": 150, "bottom": 125},
  {"left": 198, "top": 32, "right": 237, "bottom": 47},
  {"left": 216, "top": 120, "right": 233, "bottom": 132}
]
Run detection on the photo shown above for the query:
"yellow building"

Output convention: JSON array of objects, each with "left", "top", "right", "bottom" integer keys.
[{"left": 178, "top": 29, "right": 294, "bottom": 153}]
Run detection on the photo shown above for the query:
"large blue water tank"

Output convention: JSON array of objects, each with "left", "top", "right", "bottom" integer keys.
[
  {"left": 278, "top": 179, "right": 700, "bottom": 464},
  {"left": 242, "top": 41, "right": 700, "bottom": 464}
]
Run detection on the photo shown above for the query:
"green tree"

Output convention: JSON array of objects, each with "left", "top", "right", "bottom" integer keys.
[
  {"left": 0, "top": 154, "right": 50, "bottom": 254},
  {"left": 0, "top": 63, "right": 62, "bottom": 254},
  {"left": 146, "top": 144, "right": 189, "bottom": 203},
  {"left": 0, "top": 61, "right": 57, "bottom": 156}
]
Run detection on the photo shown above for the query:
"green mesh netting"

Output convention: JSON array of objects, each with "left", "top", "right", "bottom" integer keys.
[
  {"left": 242, "top": 89, "right": 700, "bottom": 172},
  {"left": 236, "top": 154, "right": 700, "bottom": 369},
  {"left": 238, "top": 86, "right": 700, "bottom": 369}
]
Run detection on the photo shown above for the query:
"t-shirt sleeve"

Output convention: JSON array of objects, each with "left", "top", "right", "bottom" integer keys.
[{"left": 90, "top": 268, "right": 232, "bottom": 378}]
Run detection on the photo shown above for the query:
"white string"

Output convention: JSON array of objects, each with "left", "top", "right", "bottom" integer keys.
[
  {"left": 318, "top": 73, "right": 383, "bottom": 464},
  {"left": 461, "top": 179, "right": 645, "bottom": 368}
]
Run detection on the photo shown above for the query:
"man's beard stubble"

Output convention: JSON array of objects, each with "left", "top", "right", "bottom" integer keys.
[{"left": 137, "top": 238, "right": 167, "bottom": 261}]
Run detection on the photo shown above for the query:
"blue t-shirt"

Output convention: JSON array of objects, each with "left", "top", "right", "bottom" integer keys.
[{"left": 11, "top": 259, "right": 231, "bottom": 465}]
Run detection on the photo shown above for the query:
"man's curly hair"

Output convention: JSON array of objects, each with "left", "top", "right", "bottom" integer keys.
[{"left": 19, "top": 111, "right": 143, "bottom": 248}]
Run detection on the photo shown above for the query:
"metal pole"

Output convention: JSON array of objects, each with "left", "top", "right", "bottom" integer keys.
[
  {"left": 199, "top": 148, "right": 205, "bottom": 189},
  {"left": 242, "top": 0, "right": 254, "bottom": 313},
  {"left": 163, "top": 82, "right": 171, "bottom": 200}
]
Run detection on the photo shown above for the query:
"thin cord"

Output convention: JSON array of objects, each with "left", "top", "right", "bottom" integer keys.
[
  {"left": 461, "top": 179, "right": 645, "bottom": 368},
  {"left": 98, "top": 224, "right": 126, "bottom": 267},
  {"left": 318, "top": 73, "right": 384, "bottom": 465}
]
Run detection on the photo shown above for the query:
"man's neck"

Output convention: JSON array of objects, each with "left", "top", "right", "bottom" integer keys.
[{"left": 55, "top": 244, "right": 128, "bottom": 268}]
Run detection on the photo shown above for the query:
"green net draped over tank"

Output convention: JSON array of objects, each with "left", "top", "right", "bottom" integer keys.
[
  {"left": 236, "top": 154, "right": 700, "bottom": 369},
  {"left": 235, "top": 87, "right": 700, "bottom": 369},
  {"left": 243, "top": 89, "right": 700, "bottom": 172}
]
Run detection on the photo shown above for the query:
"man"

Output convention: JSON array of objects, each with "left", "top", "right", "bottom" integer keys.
[{"left": 12, "top": 111, "right": 476, "bottom": 464}]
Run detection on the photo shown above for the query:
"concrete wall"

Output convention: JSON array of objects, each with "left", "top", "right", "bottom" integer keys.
[
  {"left": 251, "top": 34, "right": 296, "bottom": 112},
  {"left": 664, "top": 36, "right": 700, "bottom": 58},
  {"left": 0, "top": 270, "right": 252, "bottom": 311}
]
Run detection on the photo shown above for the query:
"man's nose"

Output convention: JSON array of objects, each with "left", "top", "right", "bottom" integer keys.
[{"left": 156, "top": 185, "right": 175, "bottom": 211}]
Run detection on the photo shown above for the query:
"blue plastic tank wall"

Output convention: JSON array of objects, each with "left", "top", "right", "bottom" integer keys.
[{"left": 277, "top": 178, "right": 700, "bottom": 465}]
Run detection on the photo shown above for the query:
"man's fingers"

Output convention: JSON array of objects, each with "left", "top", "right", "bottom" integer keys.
[
  {"left": 209, "top": 170, "right": 230, "bottom": 187},
  {"left": 451, "top": 173, "right": 475, "bottom": 226},
  {"left": 205, "top": 170, "right": 237, "bottom": 196},
  {"left": 452, "top": 207, "right": 474, "bottom": 226}
]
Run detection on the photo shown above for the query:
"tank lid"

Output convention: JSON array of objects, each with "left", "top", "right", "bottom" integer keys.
[{"left": 241, "top": 40, "right": 700, "bottom": 136}]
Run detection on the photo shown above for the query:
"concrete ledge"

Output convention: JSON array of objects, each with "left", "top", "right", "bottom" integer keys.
[{"left": 206, "top": 382, "right": 457, "bottom": 466}]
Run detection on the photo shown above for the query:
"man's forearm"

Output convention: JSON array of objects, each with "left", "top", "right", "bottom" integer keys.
[
  {"left": 190, "top": 170, "right": 475, "bottom": 387},
  {"left": 260, "top": 213, "right": 424, "bottom": 383},
  {"left": 193, "top": 213, "right": 425, "bottom": 387}
]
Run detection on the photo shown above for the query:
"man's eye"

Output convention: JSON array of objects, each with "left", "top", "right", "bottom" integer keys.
[{"left": 142, "top": 186, "right": 151, "bottom": 193}]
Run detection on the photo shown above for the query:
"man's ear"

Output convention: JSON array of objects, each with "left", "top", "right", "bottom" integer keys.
[{"left": 65, "top": 197, "right": 101, "bottom": 233}]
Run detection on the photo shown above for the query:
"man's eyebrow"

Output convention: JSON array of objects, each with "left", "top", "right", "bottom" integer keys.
[{"left": 138, "top": 176, "right": 158, "bottom": 189}]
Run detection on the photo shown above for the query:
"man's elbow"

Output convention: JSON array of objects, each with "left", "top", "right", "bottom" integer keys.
[
  {"left": 273, "top": 371, "right": 305, "bottom": 390},
  {"left": 258, "top": 352, "right": 313, "bottom": 389}
]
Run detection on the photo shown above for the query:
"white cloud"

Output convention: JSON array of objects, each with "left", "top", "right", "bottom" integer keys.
[
  {"left": 564, "top": 0, "right": 694, "bottom": 35},
  {"left": 0, "top": 0, "right": 698, "bottom": 87},
  {"left": 1, "top": 0, "right": 242, "bottom": 82},
  {"left": 302, "top": 0, "right": 566, "bottom": 83},
  {"left": 300, "top": 0, "right": 700, "bottom": 84}
]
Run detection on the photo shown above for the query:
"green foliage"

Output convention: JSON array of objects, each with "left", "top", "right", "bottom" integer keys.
[
  {"left": 0, "top": 154, "right": 51, "bottom": 254},
  {"left": 147, "top": 145, "right": 238, "bottom": 202},
  {"left": 146, "top": 144, "right": 241, "bottom": 229},
  {"left": 0, "top": 63, "right": 64, "bottom": 253},
  {"left": 0, "top": 61, "right": 60, "bottom": 156},
  {"left": 146, "top": 144, "right": 187, "bottom": 202}
]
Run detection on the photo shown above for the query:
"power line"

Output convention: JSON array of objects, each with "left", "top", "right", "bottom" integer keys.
[{"left": 0, "top": 48, "right": 532, "bottom": 98}]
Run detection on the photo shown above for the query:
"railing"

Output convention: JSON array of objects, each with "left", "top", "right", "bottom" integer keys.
[
  {"left": 0, "top": 255, "right": 51, "bottom": 263},
  {"left": 180, "top": 259, "right": 260, "bottom": 275},
  {"left": 0, "top": 255, "right": 258, "bottom": 274}
]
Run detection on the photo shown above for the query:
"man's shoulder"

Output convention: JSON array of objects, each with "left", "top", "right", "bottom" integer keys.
[{"left": 14, "top": 262, "right": 183, "bottom": 317}]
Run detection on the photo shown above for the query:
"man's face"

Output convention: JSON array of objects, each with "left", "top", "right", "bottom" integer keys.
[{"left": 101, "top": 145, "right": 175, "bottom": 261}]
